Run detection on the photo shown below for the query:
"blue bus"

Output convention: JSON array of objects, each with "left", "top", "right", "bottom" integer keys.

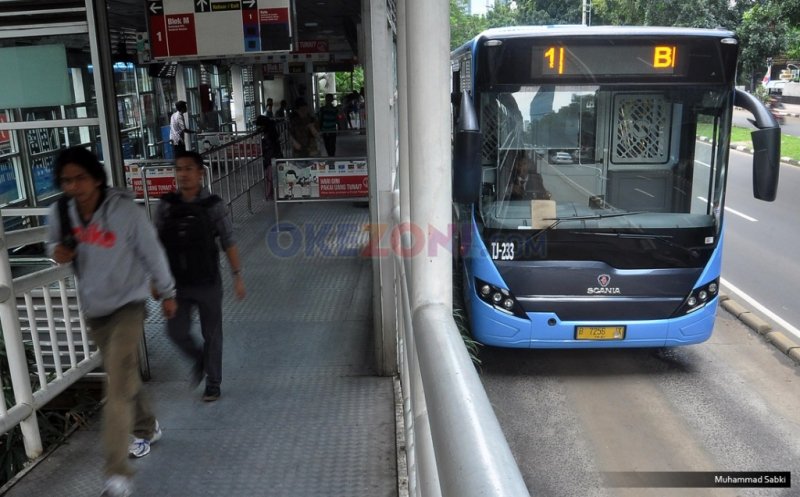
[{"left": 451, "top": 26, "right": 780, "bottom": 348}]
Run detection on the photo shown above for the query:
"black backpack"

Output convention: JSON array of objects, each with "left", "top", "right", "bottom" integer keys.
[{"left": 158, "top": 192, "right": 222, "bottom": 286}]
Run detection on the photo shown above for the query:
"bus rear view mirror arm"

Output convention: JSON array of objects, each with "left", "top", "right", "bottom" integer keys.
[
  {"left": 453, "top": 90, "right": 482, "bottom": 204},
  {"left": 734, "top": 89, "right": 780, "bottom": 202}
]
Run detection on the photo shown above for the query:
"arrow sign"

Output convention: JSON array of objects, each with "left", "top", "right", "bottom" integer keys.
[
  {"left": 148, "top": 1, "right": 163, "bottom": 15},
  {"left": 195, "top": 0, "right": 210, "bottom": 13},
  {"left": 243, "top": 0, "right": 256, "bottom": 8}
]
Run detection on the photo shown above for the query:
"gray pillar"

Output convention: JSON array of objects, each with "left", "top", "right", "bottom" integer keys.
[
  {"left": 86, "top": 0, "right": 124, "bottom": 187},
  {"left": 364, "top": 0, "right": 399, "bottom": 376}
]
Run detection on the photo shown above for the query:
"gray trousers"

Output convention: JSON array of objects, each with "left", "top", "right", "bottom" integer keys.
[{"left": 167, "top": 281, "right": 224, "bottom": 388}]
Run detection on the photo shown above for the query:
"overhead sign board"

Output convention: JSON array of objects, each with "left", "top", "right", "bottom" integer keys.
[{"left": 148, "top": 0, "right": 292, "bottom": 60}]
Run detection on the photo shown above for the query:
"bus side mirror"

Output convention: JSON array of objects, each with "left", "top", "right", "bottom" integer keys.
[
  {"left": 734, "top": 89, "right": 780, "bottom": 201},
  {"left": 453, "top": 90, "right": 482, "bottom": 203},
  {"left": 751, "top": 127, "right": 780, "bottom": 201}
]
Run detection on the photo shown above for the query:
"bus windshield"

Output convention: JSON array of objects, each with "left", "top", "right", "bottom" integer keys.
[{"left": 478, "top": 85, "right": 729, "bottom": 233}]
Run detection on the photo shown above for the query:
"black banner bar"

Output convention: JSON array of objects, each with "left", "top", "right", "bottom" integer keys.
[{"left": 602, "top": 471, "right": 791, "bottom": 488}]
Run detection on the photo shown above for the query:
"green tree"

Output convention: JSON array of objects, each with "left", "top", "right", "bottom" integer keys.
[
  {"left": 593, "top": 0, "right": 738, "bottom": 28},
  {"left": 737, "top": 1, "right": 789, "bottom": 88},
  {"left": 335, "top": 67, "right": 364, "bottom": 95},
  {"left": 484, "top": 3, "right": 520, "bottom": 28},
  {"left": 512, "top": 0, "right": 582, "bottom": 25},
  {"left": 450, "top": 0, "right": 489, "bottom": 49}
]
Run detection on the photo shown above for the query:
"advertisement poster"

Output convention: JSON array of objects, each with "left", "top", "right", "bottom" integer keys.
[
  {"left": 124, "top": 162, "right": 176, "bottom": 199},
  {"left": 32, "top": 156, "right": 58, "bottom": 199},
  {"left": 275, "top": 159, "right": 367, "bottom": 201},
  {"left": 0, "top": 159, "right": 20, "bottom": 205}
]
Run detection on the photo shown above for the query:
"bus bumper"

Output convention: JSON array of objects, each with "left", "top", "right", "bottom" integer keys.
[{"left": 468, "top": 295, "right": 718, "bottom": 349}]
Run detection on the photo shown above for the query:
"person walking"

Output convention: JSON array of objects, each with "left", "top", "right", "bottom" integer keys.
[
  {"left": 318, "top": 94, "right": 339, "bottom": 157},
  {"left": 169, "top": 100, "right": 194, "bottom": 155},
  {"left": 47, "top": 146, "right": 177, "bottom": 497},
  {"left": 155, "top": 150, "right": 246, "bottom": 403}
]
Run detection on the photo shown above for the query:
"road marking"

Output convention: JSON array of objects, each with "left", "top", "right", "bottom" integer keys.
[
  {"left": 697, "top": 197, "right": 758, "bottom": 222},
  {"left": 721, "top": 278, "right": 800, "bottom": 341}
]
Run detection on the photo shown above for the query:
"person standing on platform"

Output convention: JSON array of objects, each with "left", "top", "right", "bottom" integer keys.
[
  {"left": 265, "top": 98, "right": 274, "bottom": 118},
  {"left": 47, "top": 146, "right": 177, "bottom": 497},
  {"left": 256, "top": 115, "right": 282, "bottom": 199},
  {"left": 169, "top": 100, "right": 195, "bottom": 155},
  {"left": 155, "top": 150, "right": 246, "bottom": 403},
  {"left": 289, "top": 98, "right": 319, "bottom": 157},
  {"left": 318, "top": 94, "right": 339, "bottom": 157},
  {"left": 275, "top": 99, "right": 289, "bottom": 119}
]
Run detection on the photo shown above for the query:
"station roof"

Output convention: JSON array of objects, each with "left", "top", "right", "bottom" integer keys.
[{"left": 0, "top": 0, "right": 362, "bottom": 68}]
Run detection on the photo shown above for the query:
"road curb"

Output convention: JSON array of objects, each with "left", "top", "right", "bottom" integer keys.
[
  {"left": 697, "top": 135, "right": 800, "bottom": 167},
  {"left": 719, "top": 293, "right": 800, "bottom": 366}
]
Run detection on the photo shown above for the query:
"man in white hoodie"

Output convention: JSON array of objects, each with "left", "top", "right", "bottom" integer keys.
[{"left": 48, "top": 146, "right": 177, "bottom": 497}]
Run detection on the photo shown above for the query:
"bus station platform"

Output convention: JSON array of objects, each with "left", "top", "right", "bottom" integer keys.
[{"left": 3, "top": 133, "right": 399, "bottom": 497}]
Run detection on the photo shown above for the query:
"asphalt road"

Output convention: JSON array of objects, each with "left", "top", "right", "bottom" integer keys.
[
  {"left": 719, "top": 147, "right": 800, "bottom": 341},
  {"left": 479, "top": 313, "right": 799, "bottom": 497},
  {"left": 478, "top": 141, "right": 800, "bottom": 496}
]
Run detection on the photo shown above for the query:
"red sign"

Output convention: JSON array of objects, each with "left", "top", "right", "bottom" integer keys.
[
  {"left": 130, "top": 176, "right": 177, "bottom": 198},
  {"left": 124, "top": 164, "right": 176, "bottom": 199},
  {"left": 295, "top": 40, "right": 329, "bottom": 54},
  {"left": 260, "top": 8, "right": 289, "bottom": 23},
  {"left": 318, "top": 175, "right": 369, "bottom": 198},
  {"left": 0, "top": 114, "right": 9, "bottom": 144},
  {"left": 166, "top": 14, "right": 198, "bottom": 56},
  {"left": 149, "top": 15, "right": 168, "bottom": 58}
]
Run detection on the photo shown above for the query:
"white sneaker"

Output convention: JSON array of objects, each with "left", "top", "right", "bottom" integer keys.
[
  {"left": 128, "top": 420, "right": 162, "bottom": 458},
  {"left": 101, "top": 475, "right": 133, "bottom": 497}
]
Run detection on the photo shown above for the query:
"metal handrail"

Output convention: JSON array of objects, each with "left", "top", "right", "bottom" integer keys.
[
  {"left": 0, "top": 209, "right": 100, "bottom": 458},
  {"left": 392, "top": 192, "right": 530, "bottom": 497}
]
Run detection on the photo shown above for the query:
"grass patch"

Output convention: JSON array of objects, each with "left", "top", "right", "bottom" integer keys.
[{"left": 697, "top": 123, "right": 800, "bottom": 162}]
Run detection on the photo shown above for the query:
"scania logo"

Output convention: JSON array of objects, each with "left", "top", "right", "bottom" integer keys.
[{"left": 588, "top": 274, "right": 621, "bottom": 295}]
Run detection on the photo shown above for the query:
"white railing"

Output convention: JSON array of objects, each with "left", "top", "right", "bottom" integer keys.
[
  {"left": 0, "top": 208, "right": 100, "bottom": 459},
  {"left": 392, "top": 195, "right": 531, "bottom": 497}
]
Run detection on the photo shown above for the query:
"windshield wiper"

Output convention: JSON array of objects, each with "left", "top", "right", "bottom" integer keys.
[
  {"left": 567, "top": 231, "right": 701, "bottom": 258},
  {"left": 529, "top": 211, "right": 647, "bottom": 242}
]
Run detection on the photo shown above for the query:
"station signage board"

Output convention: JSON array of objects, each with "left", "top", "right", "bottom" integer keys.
[
  {"left": 275, "top": 159, "right": 368, "bottom": 201},
  {"left": 124, "top": 162, "right": 177, "bottom": 199},
  {"left": 147, "top": 0, "right": 293, "bottom": 60}
]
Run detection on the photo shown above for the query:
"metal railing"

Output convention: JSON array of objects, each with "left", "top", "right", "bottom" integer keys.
[
  {"left": 199, "top": 130, "right": 265, "bottom": 216},
  {"left": 392, "top": 193, "right": 531, "bottom": 496},
  {"left": 0, "top": 208, "right": 100, "bottom": 459},
  {"left": 134, "top": 130, "right": 266, "bottom": 219}
]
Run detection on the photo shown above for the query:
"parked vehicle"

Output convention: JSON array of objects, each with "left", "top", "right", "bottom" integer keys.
[{"left": 764, "top": 80, "right": 787, "bottom": 95}]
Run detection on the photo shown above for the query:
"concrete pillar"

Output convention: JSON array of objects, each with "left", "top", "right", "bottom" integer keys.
[
  {"left": 363, "top": 0, "right": 398, "bottom": 376},
  {"left": 407, "top": 0, "right": 452, "bottom": 311},
  {"left": 231, "top": 65, "right": 246, "bottom": 132}
]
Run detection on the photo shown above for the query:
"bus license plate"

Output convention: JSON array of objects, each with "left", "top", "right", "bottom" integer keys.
[{"left": 575, "top": 326, "right": 626, "bottom": 340}]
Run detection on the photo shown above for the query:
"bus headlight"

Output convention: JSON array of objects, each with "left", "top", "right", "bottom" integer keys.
[
  {"left": 674, "top": 278, "right": 719, "bottom": 316},
  {"left": 474, "top": 278, "right": 529, "bottom": 319}
]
